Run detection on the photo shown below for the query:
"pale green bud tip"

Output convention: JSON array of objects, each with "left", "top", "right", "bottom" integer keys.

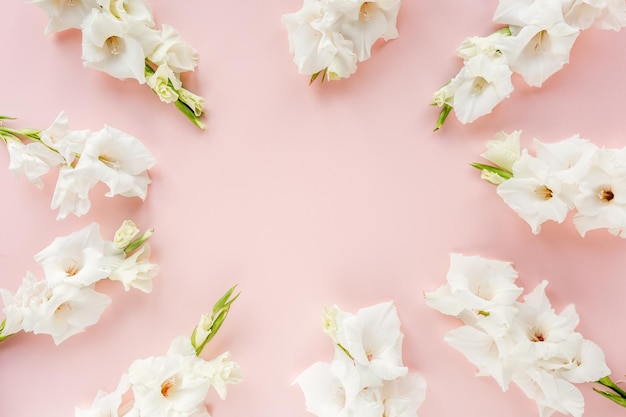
[
  {"left": 481, "top": 170, "right": 506, "bottom": 185},
  {"left": 114, "top": 220, "right": 140, "bottom": 249}
]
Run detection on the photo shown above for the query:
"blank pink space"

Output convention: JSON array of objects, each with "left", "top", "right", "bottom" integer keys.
[{"left": 1, "top": 1, "right": 625, "bottom": 417}]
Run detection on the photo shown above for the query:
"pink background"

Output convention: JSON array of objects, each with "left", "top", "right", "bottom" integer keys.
[{"left": 1, "top": 1, "right": 626, "bottom": 416}]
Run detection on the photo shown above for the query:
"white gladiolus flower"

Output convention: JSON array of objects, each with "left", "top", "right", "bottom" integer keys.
[
  {"left": 34, "top": 223, "right": 124, "bottom": 287},
  {"left": 0, "top": 272, "right": 50, "bottom": 337},
  {"left": 336, "top": 0, "right": 401, "bottom": 61},
  {"left": 511, "top": 281, "right": 582, "bottom": 363},
  {"left": 514, "top": 367, "right": 585, "bottom": 417},
  {"left": 493, "top": 0, "right": 556, "bottom": 26},
  {"left": 108, "top": 244, "right": 158, "bottom": 292},
  {"left": 450, "top": 54, "right": 514, "bottom": 124},
  {"left": 496, "top": 14, "right": 580, "bottom": 87},
  {"left": 425, "top": 253, "right": 522, "bottom": 333},
  {"left": 148, "top": 25, "right": 199, "bottom": 73},
  {"left": 39, "top": 111, "right": 90, "bottom": 163},
  {"left": 428, "top": 254, "right": 611, "bottom": 416},
  {"left": 97, "top": 0, "right": 155, "bottom": 27},
  {"left": 5, "top": 137, "right": 64, "bottom": 189},
  {"left": 282, "top": 0, "right": 398, "bottom": 81},
  {"left": 562, "top": 0, "right": 605, "bottom": 29},
  {"left": 295, "top": 301, "right": 425, "bottom": 417},
  {"left": 496, "top": 152, "right": 572, "bottom": 234},
  {"left": 81, "top": 9, "right": 156, "bottom": 83},
  {"left": 294, "top": 361, "right": 384, "bottom": 417},
  {"left": 457, "top": 30, "right": 511, "bottom": 61},
  {"left": 594, "top": 0, "right": 626, "bottom": 30},
  {"left": 444, "top": 325, "right": 518, "bottom": 390},
  {"left": 334, "top": 301, "right": 408, "bottom": 383},
  {"left": 481, "top": 130, "right": 522, "bottom": 172},
  {"left": 128, "top": 336, "right": 213, "bottom": 417},
  {"left": 75, "top": 126, "right": 156, "bottom": 200},
  {"left": 75, "top": 373, "right": 131, "bottom": 417},
  {"left": 559, "top": 339, "right": 611, "bottom": 384},
  {"left": 32, "top": 0, "right": 99, "bottom": 34},
  {"left": 285, "top": 7, "right": 358, "bottom": 80},
  {"left": 50, "top": 164, "right": 99, "bottom": 219},
  {"left": 33, "top": 283, "right": 112, "bottom": 345},
  {"left": 200, "top": 351, "right": 243, "bottom": 400},
  {"left": 381, "top": 373, "right": 427, "bottom": 417},
  {"left": 573, "top": 148, "right": 626, "bottom": 237}
]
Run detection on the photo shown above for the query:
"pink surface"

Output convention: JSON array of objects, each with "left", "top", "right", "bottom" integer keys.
[{"left": 1, "top": 1, "right": 626, "bottom": 416}]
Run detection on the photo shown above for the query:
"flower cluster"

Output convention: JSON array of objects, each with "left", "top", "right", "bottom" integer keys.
[
  {"left": 282, "top": 0, "right": 401, "bottom": 83},
  {"left": 33, "top": 0, "right": 205, "bottom": 128},
  {"left": 425, "top": 253, "right": 610, "bottom": 417},
  {"left": 75, "top": 286, "right": 242, "bottom": 417},
  {"left": 0, "top": 220, "right": 157, "bottom": 345},
  {"left": 473, "top": 130, "right": 626, "bottom": 237},
  {"left": 1, "top": 112, "right": 156, "bottom": 219},
  {"left": 432, "top": 0, "right": 626, "bottom": 129},
  {"left": 294, "top": 301, "right": 426, "bottom": 417}
]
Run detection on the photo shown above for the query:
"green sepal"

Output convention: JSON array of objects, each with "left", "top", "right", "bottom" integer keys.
[
  {"left": 594, "top": 376, "right": 626, "bottom": 408},
  {"left": 124, "top": 229, "right": 154, "bottom": 254},
  {"left": 434, "top": 104, "right": 452, "bottom": 132},
  {"left": 0, "top": 319, "right": 13, "bottom": 343},
  {"left": 470, "top": 162, "right": 513, "bottom": 180},
  {"left": 309, "top": 68, "right": 328, "bottom": 85}
]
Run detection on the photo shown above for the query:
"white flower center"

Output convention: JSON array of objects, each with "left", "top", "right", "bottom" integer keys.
[
  {"left": 531, "top": 30, "right": 549, "bottom": 54},
  {"left": 359, "top": 2, "right": 375, "bottom": 22},
  {"left": 535, "top": 185, "right": 553, "bottom": 200},
  {"left": 55, "top": 302, "right": 72, "bottom": 314},
  {"left": 472, "top": 77, "right": 488, "bottom": 94},
  {"left": 64, "top": 257, "right": 82, "bottom": 277},
  {"left": 529, "top": 328, "right": 545, "bottom": 342},
  {"left": 160, "top": 377, "right": 178, "bottom": 398},
  {"left": 64, "top": 0, "right": 78, "bottom": 6},
  {"left": 473, "top": 283, "right": 493, "bottom": 300},
  {"left": 98, "top": 155, "right": 122, "bottom": 170},
  {"left": 105, "top": 36, "right": 123, "bottom": 55},
  {"left": 598, "top": 187, "right": 614, "bottom": 203}
]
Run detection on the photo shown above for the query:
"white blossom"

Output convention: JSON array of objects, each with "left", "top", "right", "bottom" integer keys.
[
  {"left": 32, "top": 0, "right": 99, "bottom": 34},
  {"left": 496, "top": 11, "right": 580, "bottom": 87},
  {"left": 496, "top": 152, "right": 572, "bottom": 234},
  {"left": 573, "top": 148, "right": 626, "bottom": 237},
  {"left": 449, "top": 53, "right": 514, "bottom": 124},
  {"left": 34, "top": 223, "right": 124, "bottom": 287},
  {"left": 74, "top": 125, "right": 156, "bottom": 200}
]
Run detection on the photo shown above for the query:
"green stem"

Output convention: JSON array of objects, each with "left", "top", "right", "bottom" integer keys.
[{"left": 595, "top": 376, "right": 626, "bottom": 408}]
